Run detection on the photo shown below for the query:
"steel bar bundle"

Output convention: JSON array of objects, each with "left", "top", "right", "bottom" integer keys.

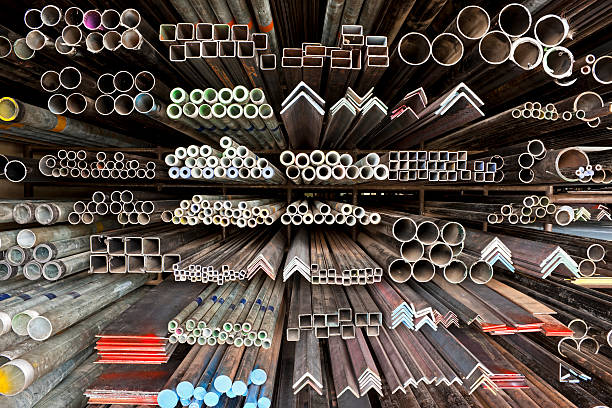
[
  {"left": 167, "top": 275, "right": 285, "bottom": 348},
  {"left": 155, "top": 304, "right": 284, "bottom": 408},
  {"left": 280, "top": 150, "right": 389, "bottom": 184},
  {"left": 165, "top": 137, "right": 285, "bottom": 183},
  {"left": 36, "top": 149, "right": 160, "bottom": 180},
  {"left": 166, "top": 86, "right": 286, "bottom": 149},
  {"left": 173, "top": 227, "right": 286, "bottom": 283},
  {"left": 280, "top": 199, "right": 379, "bottom": 226},
  {"left": 161, "top": 194, "right": 286, "bottom": 228}
]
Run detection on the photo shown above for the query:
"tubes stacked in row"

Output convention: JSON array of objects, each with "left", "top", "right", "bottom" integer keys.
[
  {"left": 23, "top": 6, "right": 145, "bottom": 55},
  {"left": 280, "top": 150, "right": 389, "bottom": 184},
  {"left": 68, "top": 190, "right": 178, "bottom": 226},
  {"left": 94, "top": 70, "right": 158, "bottom": 116},
  {"left": 38, "top": 150, "right": 159, "bottom": 180},
  {"left": 168, "top": 86, "right": 285, "bottom": 150},
  {"left": 173, "top": 228, "right": 285, "bottom": 284},
  {"left": 280, "top": 200, "right": 380, "bottom": 226},
  {"left": 167, "top": 275, "right": 284, "bottom": 348},
  {"left": 165, "top": 137, "right": 285, "bottom": 183},
  {"left": 2, "top": 199, "right": 75, "bottom": 226},
  {"left": 1, "top": 218, "right": 122, "bottom": 281},
  {"left": 162, "top": 195, "right": 286, "bottom": 228}
]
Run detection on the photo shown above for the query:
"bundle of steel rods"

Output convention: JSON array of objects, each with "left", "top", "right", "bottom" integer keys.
[
  {"left": 167, "top": 275, "right": 284, "bottom": 348},
  {"left": 167, "top": 86, "right": 285, "bottom": 150},
  {"left": 165, "top": 136, "right": 285, "bottom": 183},
  {"left": 280, "top": 200, "right": 379, "bottom": 226},
  {"left": 162, "top": 194, "right": 286, "bottom": 228},
  {"left": 280, "top": 150, "right": 389, "bottom": 184},
  {"left": 37, "top": 149, "right": 160, "bottom": 180}
]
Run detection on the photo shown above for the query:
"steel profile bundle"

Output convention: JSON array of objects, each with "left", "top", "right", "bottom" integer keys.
[
  {"left": 282, "top": 228, "right": 384, "bottom": 285},
  {"left": 286, "top": 276, "right": 382, "bottom": 341},
  {"left": 161, "top": 194, "right": 287, "bottom": 228},
  {"left": 281, "top": 150, "right": 389, "bottom": 185},
  {"left": 373, "top": 83, "right": 485, "bottom": 150},
  {"left": 161, "top": 23, "right": 269, "bottom": 88},
  {"left": 467, "top": 228, "right": 579, "bottom": 279},
  {"left": 280, "top": 81, "right": 325, "bottom": 149},
  {"left": 165, "top": 137, "right": 285, "bottom": 183},
  {"left": 172, "top": 228, "right": 286, "bottom": 283},
  {"left": 95, "top": 276, "right": 202, "bottom": 364},
  {"left": 318, "top": 87, "right": 389, "bottom": 149},
  {"left": 89, "top": 224, "right": 212, "bottom": 274},
  {"left": 385, "top": 149, "right": 470, "bottom": 182},
  {"left": 166, "top": 86, "right": 285, "bottom": 150},
  {"left": 281, "top": 200, "right": 380, "bottom": 226},
  {"left": 36, "top": 148, "right": 161, "bottom": 180},
  {"left": 1, "top": 218, "right": 121, "bottom": 281},
  {"left": 166, "top": 275, "right": 285, "bottom": 348}
]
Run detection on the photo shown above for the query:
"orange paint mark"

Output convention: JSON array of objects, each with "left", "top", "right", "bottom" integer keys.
[
  {"left": 0, "top": 123, "right": 24, "bottom": 129},
  {"left": 226, "top": 19, "right": 236, "bottom": 27},
  {"left": 260, "top": 20, "right": 274, "bottom": 33},
  {"left": 247, "top": 20, "right": 253, "bottom": 30},
  {"left": 51, "top": 115, "right": 67, "bottom": 132}
]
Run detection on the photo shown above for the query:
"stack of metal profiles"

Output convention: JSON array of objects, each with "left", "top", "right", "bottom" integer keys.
[{"left": 95, "top": 277, "right": 203, "bottom": 364}]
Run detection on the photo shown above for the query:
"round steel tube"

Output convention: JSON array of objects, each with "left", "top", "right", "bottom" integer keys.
[
  {"left": 568, "top": 319, "right": 588, "bottom": 339},
  {"left": 443, "top": 259, "right": 468, "bottom": 284},
  {"left": 397, "top": 33, "right": 430, "bottom": 65},
  {"left": 24, "top": 9, "right": 43, "bottom": 30},
  {"left": 456, "top": 6, "right": 490, "bottom": 40},
  {"left": 534, "top": 15, "right": 569, "bottom": 47},
  {"left": 498, "top": 3, "right": 531, "bottom": 37},
  {"left": 510, "top": 37, "right": 543, "bottom": 70},
  {"left": 388, "top": 259, "right": 412, "bottom": 283},
  {"left": 469, "top": 260, "right": 493, "bottom": 284},
  {"left": 83, "top": 9, "right": 102, "bottom": 30},
  {"left": 400, "top": 240, "right": 423, "bottom": 262},
  {"left": 65, "top": 7, "right": 83, "bottom": 26},
  {"left": 431, "top": 33, "right": 463, "bottom": 66},
  {"left": 592, "top": 56, "right": 612, "bottom": 84},
  {"left": 412, "top": 259, "right": 435, "bottom": 282},
  {"left": 543, "top": 46, "right": 573, "bottom": 79},
  {"left": 101, "top": 9, "right": 121, "bottom": 30}
]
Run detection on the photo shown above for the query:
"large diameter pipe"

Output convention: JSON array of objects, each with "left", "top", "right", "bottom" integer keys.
[
  {"left": 42, "top": 251, "right": 91, "bottom": 281},
  {"left": 497, "top": 3, "right": 532, "bottom": 37},
  {"left": 0, "top": 289, "right": 144, "bottom": 395},
  {"left": 397, "top": 32, "right": 430, "bottom": 65}
]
